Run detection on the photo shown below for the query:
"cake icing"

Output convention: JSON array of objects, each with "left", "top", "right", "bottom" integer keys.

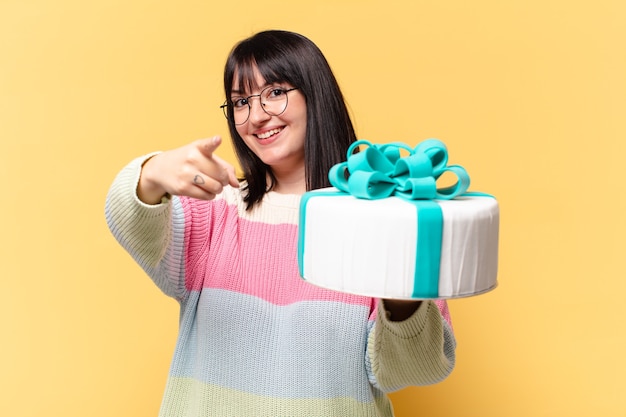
[{"left": 299, "top": 191, "right": 499, "bottom": 299}]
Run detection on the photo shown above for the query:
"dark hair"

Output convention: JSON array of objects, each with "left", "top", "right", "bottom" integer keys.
[{"left": 223, "top": 30, "right": 357, "bottom": 210}]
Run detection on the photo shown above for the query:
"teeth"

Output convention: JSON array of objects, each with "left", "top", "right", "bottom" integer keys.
[{"left": 257, "top": 128, "right": 282, "bottom": 139}]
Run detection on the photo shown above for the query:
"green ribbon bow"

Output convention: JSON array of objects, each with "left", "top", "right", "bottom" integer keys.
[{"left": 328, "top": 139, "right": 470, "bottom": 201}]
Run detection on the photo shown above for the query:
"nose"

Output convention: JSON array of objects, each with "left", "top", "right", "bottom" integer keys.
[{"left": 247, "top": 98, "right": 271, "bottom": 124}]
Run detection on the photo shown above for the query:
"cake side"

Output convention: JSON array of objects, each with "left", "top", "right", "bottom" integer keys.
[
  {"left": 298, "top": 189, "right": 499, "bottom": 299},
  {"left": 437, "top": 197, "right": 499, "bottom": 298}
]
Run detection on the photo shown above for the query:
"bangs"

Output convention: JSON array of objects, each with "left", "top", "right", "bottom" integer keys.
[
  {"left": 231, "top": 56, "right": 259, "bottom": 94},
  {"left": 232, "top": 59, "right": 287, "bottom": 94},
  {"left": 226, "top": 35, "right": 297, "bottom": 96}
]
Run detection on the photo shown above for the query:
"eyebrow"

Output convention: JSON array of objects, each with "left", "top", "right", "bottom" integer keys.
[{"left": 230, "top": 83, "right": 282, "bottom": 96}]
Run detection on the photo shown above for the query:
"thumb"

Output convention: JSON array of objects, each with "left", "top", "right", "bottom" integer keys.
[{"left": 197, "top": 135, "right": 223, "bottom": 158}]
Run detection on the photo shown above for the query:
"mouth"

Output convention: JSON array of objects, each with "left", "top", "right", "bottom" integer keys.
[{"left": 255, "top": 127, "right": 283, "bottom": 140}]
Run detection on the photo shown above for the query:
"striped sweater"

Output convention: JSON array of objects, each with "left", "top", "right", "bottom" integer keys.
[{"left": 105, "top": 155, "right": 456, "bottom": 417}]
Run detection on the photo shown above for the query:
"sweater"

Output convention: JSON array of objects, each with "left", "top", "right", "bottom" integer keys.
[{"left": 105, "top": 155, "right": 456, "bottom": 417}]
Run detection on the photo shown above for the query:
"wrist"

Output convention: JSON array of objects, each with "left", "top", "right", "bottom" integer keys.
[{"left": 137, "top": 154, "right": 168, "bottom": 205}]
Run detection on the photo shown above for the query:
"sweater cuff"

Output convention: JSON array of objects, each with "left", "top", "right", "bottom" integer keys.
[{"left": 378, "top": 299, "right": 438, "bottom": 339}]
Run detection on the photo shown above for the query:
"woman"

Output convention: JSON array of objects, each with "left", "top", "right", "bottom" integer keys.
[{"left": 105, "top": 30, "right": 455, "bottom": 417}]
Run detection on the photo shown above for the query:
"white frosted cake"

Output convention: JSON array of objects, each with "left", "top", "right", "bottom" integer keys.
[
  {"left": 298, "top": 190, "right": 499, "bottom": 299},
  {"left": 297, "top": 139, "right": 499, "bottom": 300}
]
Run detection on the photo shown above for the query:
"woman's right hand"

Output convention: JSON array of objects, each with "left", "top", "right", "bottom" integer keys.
[{"left": 137, "top": 136, "right": 239, "bottom": 205}]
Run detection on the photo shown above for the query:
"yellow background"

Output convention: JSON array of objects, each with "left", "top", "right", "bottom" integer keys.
[{"left": 1, "top": 0, "right": 624, "bottom": 416}]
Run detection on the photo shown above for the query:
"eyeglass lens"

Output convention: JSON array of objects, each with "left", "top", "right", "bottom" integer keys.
[{"left": 222, "top": 86, "right": 294, "bottom": 125}]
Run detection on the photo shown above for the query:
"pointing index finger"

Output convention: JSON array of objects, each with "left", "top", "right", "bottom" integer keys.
[{"left": 198, "top": 135, "right": 223, "bottom": 159}]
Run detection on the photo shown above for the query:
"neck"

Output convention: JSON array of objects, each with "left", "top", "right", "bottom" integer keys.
[{"left": 269, "top": 165, "right": 306, "bottom": 195}]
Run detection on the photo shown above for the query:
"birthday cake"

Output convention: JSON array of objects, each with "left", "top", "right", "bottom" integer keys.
[{"left": 297, "top": 139, "right": 499, "bottom": 299}]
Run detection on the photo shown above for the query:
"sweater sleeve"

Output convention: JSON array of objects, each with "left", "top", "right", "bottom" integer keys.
[
  {"left": 104, "top": 154, "right": 188, "bottom": 300},
  {"left": 367, "top": 299, "right": 456, "bottom": 392}
]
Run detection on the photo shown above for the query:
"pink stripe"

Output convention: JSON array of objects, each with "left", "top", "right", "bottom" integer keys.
[
  {"left": 435, "top": 300, "right": 453, "bottom": 328},
  {"left": 181, "top": 198, "right": 374, "bottom": 309}
]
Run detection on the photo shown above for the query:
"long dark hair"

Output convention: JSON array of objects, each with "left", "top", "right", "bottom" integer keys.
[{"left": 223, "top": 30, "right": 357, "bottom": 210}]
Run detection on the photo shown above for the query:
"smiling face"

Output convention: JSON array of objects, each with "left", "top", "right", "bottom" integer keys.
[{"left": 232, "top": 66, "right": 307, "bottom": 175}]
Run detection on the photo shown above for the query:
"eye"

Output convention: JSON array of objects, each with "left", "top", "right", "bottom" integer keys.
[
  {"left": 231, "top": 97, "right": 248, "bottom": 108},
  {"left": 266, "top": 88, "right": 286, "bottom": 100}
]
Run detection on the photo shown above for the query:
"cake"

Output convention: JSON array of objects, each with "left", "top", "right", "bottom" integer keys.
[{"left": 297, "top": 139, "right": 499, "bottom": 300}]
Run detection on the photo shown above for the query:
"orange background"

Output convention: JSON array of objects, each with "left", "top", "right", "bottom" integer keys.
[{"left": 1, "top": 1, "right": 624, "bottom": 416}]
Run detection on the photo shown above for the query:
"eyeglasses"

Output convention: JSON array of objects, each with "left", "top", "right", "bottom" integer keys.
[{"left": 220, "top": 86, "right": 299, "bottom": 125}]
